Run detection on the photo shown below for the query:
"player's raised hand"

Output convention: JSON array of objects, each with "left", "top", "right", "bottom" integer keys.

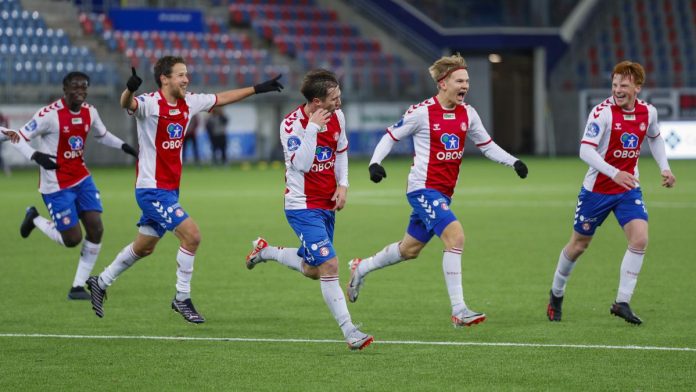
[
  {"left": 661, "top": 170, "right": 676, "bottom": 188},
  {"left": 308, "top": 108, "right": 331, "bottom": 129},
  {"left": 369, "top": 163, "right": 387, "bottom": 183},
  {"left": 254, "top": 74, "right": 284, "bottom": 94},
  {"left": 612, "top": 171, "right": 638, "bottom": 190},
  {"left": 126, "top": 67, "right": 142, "bottom": 92},
  {"left": 31, "top": 151, "right": 58, "bottom": 170},
  {"left": 1, "top": 129, "right": 20, "bottom": 143},
  {"left": 513, "top": 160, "right": 528, "bottom": 178},
  {"left": 121, "top": 143, "right": 138, "bottom": 158}
]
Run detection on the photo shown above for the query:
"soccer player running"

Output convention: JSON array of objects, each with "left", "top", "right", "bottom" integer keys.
[
  {"left": 546, "top": 61, "right": 675, "bottom": 325},
  {"left": 346, "top": 54, "right": 528, "bottom": 327},
  {"left": 86, "top": 56, "right": 283, "bottom": 323},
  {"left": 245, "top": 69, "right": 374, "bottom": 350},
  {"left": 0, "top": 72, "right": 137, "bottom": 300}
]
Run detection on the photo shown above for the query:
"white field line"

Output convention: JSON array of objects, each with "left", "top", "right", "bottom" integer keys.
[{"left": 1, "top": 333, "right": 694, "bottom": 352}]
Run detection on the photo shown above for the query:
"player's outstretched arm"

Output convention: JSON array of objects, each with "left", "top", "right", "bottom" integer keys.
[
  {"left": 216, "top": 75, "right": 284, "bottom": 107},
  {"left": 368, "top": 133, "right": 397, "bottom": 183},
  {"left": 513, "top": 160, "right": 528, "bottom": 178}
]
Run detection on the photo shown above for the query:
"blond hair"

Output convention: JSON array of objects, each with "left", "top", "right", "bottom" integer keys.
[
  {"left": 612, "top": 61, "right": 645, "bottom": 86},
  {"left": 429, "top": 53, "right": 468, "bottom": 83}
]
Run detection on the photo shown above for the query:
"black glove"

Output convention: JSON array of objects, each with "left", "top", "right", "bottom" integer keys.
[
  {"left": 121, "top": 143, "right": 138, "bottom": 158},
  {"left": 126, "top": 67, "right": 142, "bottom": 92},
  {"left": 31, "top": 151, "right": 58, "bottom": 170},
  {"left": 254, "top": 74, "right": 284, "bottom": 94},
  {"left": 369, "top": 163, "right": 387, "bottom": 183},
  {"left": 513, "top": 160, "right": 528, "bottom": 179}
]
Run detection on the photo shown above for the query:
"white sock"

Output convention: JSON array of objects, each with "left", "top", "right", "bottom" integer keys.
[
  {"left": 616, "top": 247, "right": 645, "bottom": 303},
  {"left": 551, "top": 249, "right": 577, "bottom": 297},
  {"left": 442, "top": 247, "right": 466, "bottom": 315},
  {"left": 320, "top": 275, "right": 355, "bottom": 337},
  {"left": 33, "top": 216, "right": 64, "bottom": 246},
  {"left": 72, "top": 240, "right": 101, "bottom": 287},
  {"left": 356, "top": 242, "right": 403, "bottom": 278},
  {"left": 261, "top": 246, "right": 304, "bottom": 273},
  {"left": 99, "top": 243, "right": 141, "bottom": 289},
  {"left": 175, "top": 247, "right": 195, "bottom": 296}
]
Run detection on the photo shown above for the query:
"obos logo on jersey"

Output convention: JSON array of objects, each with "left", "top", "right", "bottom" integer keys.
[
  {"left": 163, "top": 123, "right": 184, "bottom": 149},
  {"left": 315, "top": 146, "right": 333, "bottom": 162},
  {"left": 440, "top": 133, "right": 460, "bottom": 150},
  {"left": 614, "top": 132, "right": 640, "bottom": 158},
  {"left": 287, "top": 136, "right": 301, "bottom": 152},
  {"left": 64, "top": 136, "right": 85, "bottom": 159},
  {"left": 437, "top": 133, "right": 463, "bottom": 161}
]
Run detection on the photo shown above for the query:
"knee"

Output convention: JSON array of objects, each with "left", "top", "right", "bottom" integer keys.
[
  {"left": 629, "top": 235, "right": 648, "bottom": 251},
  {"left": 133, "top": 243, "right": 155, "bottom": 258},
  {"left": 566, "top": 240, "right": 590, "bottom": 259},
  {"left": 62, "top": 233, "right": 82, "bottom": 248},
  {"left": 400, "top": 247, "right": 420, "bottom": 260}
]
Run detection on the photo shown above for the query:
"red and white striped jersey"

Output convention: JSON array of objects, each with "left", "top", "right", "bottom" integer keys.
[
  {"left": 580, "top": 96, "right": 660, "bottom": 194},
  {"left": 19, "top": 99, "right": 111, "bottom": 193},
  {"left": 386, "top": 96, "right": 498, "bottom": 198},
  {"left": 281, "top": 105, "right": 348, "bottom": 210},
  {"left": 130, "top": 90, "right": 216, "bottom": 190}
]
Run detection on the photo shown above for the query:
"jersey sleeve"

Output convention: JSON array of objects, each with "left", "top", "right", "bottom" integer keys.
[
  {"left": 465, "top": 106, "right": 494, "bottom": 146},
  {"left": 19, "top": 109, "right": 54, "bottom": 141},
  {"left": 646, "top": 104, "right": 660, "bottom": 138},
  {"left": 186, "top": 93, "right": 217, "bottom": 116},
  {"left": 89, "top": 106, "right": 108, "bottom": 137},
  {"left": 386, "top": 106, "right": 422, "bottom": 141},
  {"left": 131, "top": 94, "right": 156, "bottom": 118},
  {"left": 580, "top": 106, "right": 611, "bottom": 147},
  {"left": 336, "top": 109, "right": 348, "bottom": 153}
]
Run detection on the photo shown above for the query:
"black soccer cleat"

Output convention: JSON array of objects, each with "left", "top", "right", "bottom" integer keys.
[
  {"left": 610, "top": 302, "right": 642, "bottom": 325},
  {"left": 86, "top": 276, "right": 107, "bottom": 318},
  {"left": 20, "top": 206, "right": 39, "bottom": 238},
  {"left": 172, "top": 298, "right": 205, "bottom": 324},
  {"left": 67, "top": 286, "right": 91, "bottom": 300},
  {"left": 547, "top": 290, "right": 564, "bottom": 321}
]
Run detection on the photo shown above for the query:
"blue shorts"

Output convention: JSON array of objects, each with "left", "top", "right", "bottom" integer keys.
[
  {"left": 135, "top": 188, "right": 190, "bottom": 238},
  {"left": 573, "top": 187, "right": 648, "bottom": 236},
  {"left": 285, "top": 209, "right": 336, "bottom": 266},
  {"left": 406, "top": 189, "right": 458, "bottom": 243},
  {"left": 42, "top": 176, "right": 102, "bottom": 231}
]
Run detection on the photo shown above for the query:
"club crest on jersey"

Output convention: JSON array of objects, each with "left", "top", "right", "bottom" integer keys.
[
  {"left": 585, "top": 122, "right": 600, "bottom": 137},
  {"left": 440, "top": 133, "right": 460, "bottom": 150},
  {"left": 620, "top": 132, "right": 639, "bottom": 149},
  {"left": 315, "top": 146, "right": 333, "bottom": 162},
  {"left": 166, "top": 123, "right": 184, "bottom": 139},
  {"left": 71, "top": 117, "right": 83, "bottom": 125},
  {"left": 287, "top": 136, "right": 301, "bottom": 152},
  {"left": 640, "top": 122, "right": 646, "bottom": 131},
  {"left": 68, "top": 136, "right": 84, "bottom": 150},
  {"left": 460, "top": 122, "right": 467, "bottom": 132}
]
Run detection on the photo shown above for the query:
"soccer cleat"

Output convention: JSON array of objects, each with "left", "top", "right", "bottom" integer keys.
[
  {"left": 345, "top": 327, "right": 374, "bottom": 351},
  {"left": 346, "top": 258, "right": 364, "bottom": 303},
  {"left": 452, "top": 308, "right": 487, "bottom": 327},
  {"left": 610, "top": 302, "right": 643, "bottom": 325},
  {"left": 547, "top": 290, "right": 564, "bottom": 321},
  {"left": 20, "top": 206, "right": 39, "bottom": 238},
  {"left": 67, "top": 286, "right": 91, "bottom": 300},
  {"left": 245, "top": 237, "right": 269, "bottom": 270},
  {"left": 86, "top": 276, "right": 107, "bottom": 318},
  {"left": 172, "top": 298, "right": 206, "bottom": 324}
]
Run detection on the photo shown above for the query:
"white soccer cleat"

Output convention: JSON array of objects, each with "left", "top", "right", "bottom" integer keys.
[
  {"left": 451, "top": 308, "right": 487, "bottom": 327},
  {"left": 246, "top": 237, "right": 269, "bottom": 270},
  {"left": 346, "top": 258, "right": 364, "bottom": 303},
  {"left": 345, "top": 327, "right": 374, "bottom": 351}
]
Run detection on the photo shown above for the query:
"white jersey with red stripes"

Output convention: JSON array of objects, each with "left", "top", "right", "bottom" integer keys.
[
  {"left": 131, "top": 90, "right": 216, "bottom": 190},
  {"left": 386, "top": 96, "right": 495, "bottom": 197},
  {"left": 19, "top": 98, "right": 108, "bottom": 193},
  {"left": 281, "top": 105, "right": 348, "bottom": 210},
  {"left": 580, "top": 96, "right": 660, "bottom": 194}
]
